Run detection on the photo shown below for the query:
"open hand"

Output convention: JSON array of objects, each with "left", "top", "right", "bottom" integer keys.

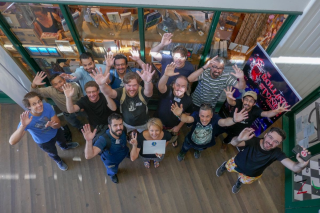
[
  {"left": 90, "top": 67, "right": 110, "bottom": 86},
  {"left": 129, "top": 49, "right": 141, "bottom": 61},
  {"left": 62, "top": 83, "right": 75, "bottom": 98},
  {"left": 164, "top": 62, "right": 179, "bottom": 77},
  {"left": 137, "top": 64, "right": 155, "bottom": 83},
  {"left": 233, "top": 108, "right": 248, "bottom": 123},
  {"left": 45, "top": 120, "right": 58, "bottom": 128},
  {"left": 81, "top": 124, "right": 97, "bottom": 142},
  {"left": 104, "top": 52, "right": 115, "bottom": 68},
  {"left": 33, "top": 71, "right": 47, "bottom": 86},
  {"left": 60, "top": 73, "right": 76, "bottom": 80},
  {"left": 237, "top": 128, "right": 255, "bottom": 141},
  {"left": 275, "top": 102, "right": 291, "bottom": 114},
  {"left": 161, "top": 33, "right": 173, "bottom": 46},
  {"left": 231, "top": 65, "right": 244, "bottom": 79},
  {"left": 203, "top": 56, "right": 218, "bottom": 69},
  {"left": 20, "top": 111, "right": 33, "bottom": 127},
  {"left": 171, "top": 102, "right": 183, "bottom": 117},
  {"left": 224, "top": 86, "right": 236, "bottom": 100}
]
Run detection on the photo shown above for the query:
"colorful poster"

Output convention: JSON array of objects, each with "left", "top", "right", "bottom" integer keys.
[{"left": 219, "top": 43, "right": 301, "bottom": 136}]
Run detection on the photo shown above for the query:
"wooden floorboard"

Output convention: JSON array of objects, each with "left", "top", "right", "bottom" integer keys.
[{"left": 0, "top": 104, "right": 285, "bottom": 213}]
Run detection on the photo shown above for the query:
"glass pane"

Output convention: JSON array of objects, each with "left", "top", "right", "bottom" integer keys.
[
  {"left": 145, "top": 9, "right": 214, "bottom": 79},
  {"left": 210, "top": 12, "right": 287, "bottom": 64}
]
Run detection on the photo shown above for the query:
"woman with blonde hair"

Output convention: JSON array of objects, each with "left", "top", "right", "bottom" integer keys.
[{"left": 130, "top": 118, "right": 171, "bottom": 168}]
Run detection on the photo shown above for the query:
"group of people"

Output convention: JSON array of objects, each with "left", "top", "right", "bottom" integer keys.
[{"left": 9, "top": 33, "right": 310, "bottom": 193}]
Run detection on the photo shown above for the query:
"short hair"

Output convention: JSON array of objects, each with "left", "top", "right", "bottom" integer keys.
[
  {"left": 114, "top": 54, "right": 128, "bottom": 65},
  {"left": 199, "top": 103, "right": 213, "bottom": 114},
  {"left": 172, "top": 45, "right": 188, "bottom": 57},
  {"left": 32, "top": 7, "right": 46, "bottom": 14},
  {"left": 173, "top": 75, "right": 189, "bottom": 88},
  {"left": 147, "top": 118, "right": 163, "bottom": 130},
  {"left": 123, "top": 72, "right": 141, "bottom": 84},
  {"left": 80, "top": 52, "right": 94, "bottom": 62},
  {"left": 22, "top": 92, "right": 43, "bottom": 108},
  {"left": 84, "top": 81, "right": 99, "bottom": 91},
  {"left": 108, "top": 113, "right": 123, "bottom": 125},
  {"left": 267, "top": 127, "right": 287, "bottom": 142},
  {"left": 212, "top": 57, "right": 226, "bottom": 67},
  {"left": 48, "top": 74, "right": 61, "bottom": 83}
]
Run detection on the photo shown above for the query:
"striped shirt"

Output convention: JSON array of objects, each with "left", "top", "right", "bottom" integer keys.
[{"left": 192, "top": 68, "right": 237, "bottom": 108}]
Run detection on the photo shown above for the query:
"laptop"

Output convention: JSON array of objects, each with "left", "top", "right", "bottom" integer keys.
[{"left": 143, "top": 140, "right": 166, "bottom": 154}]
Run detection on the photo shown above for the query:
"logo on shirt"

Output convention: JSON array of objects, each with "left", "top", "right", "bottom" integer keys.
[
  {"left": 34, "top": 116, "right": 51, "bottom": 133},
  {"left": 128, "top": 101, "right": 136, "bottom": 111},
  {"left": 191, "top": 123, "right": 213, "bottom": 145},
  {"left": 136, "top": 102, "right": 143, "bottom": 106}
]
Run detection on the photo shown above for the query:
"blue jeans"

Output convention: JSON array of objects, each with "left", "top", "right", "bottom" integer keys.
[
  {"left": 37, "top": 128, "right": 68, "bottom": 163},
  {"left": 101, "top": 147, "right": 129, "bottom": 176},
  {"left": 63, "top": 111, "right": 85, "bottom": 129},
  {"left": 180, "top": 136, "right": 216, "bottom": 153}
]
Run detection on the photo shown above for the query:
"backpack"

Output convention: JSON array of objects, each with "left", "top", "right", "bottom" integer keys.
[
  {"left": 120, "top": 86, "right": 148, "bottom": 114},
  {"left": 92, "top": 125, "right": 112, "bottom": 155}
]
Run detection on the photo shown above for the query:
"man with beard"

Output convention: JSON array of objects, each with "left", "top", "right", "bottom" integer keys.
[
  {"left": 9, "top": 92, "right": 79, "bottom": 171},
  {"left": 90, "top": 64, "right": 155, "bottom": 133},
  {"left": 60, "top": 52, "right": 106, "bottom": 95},
  {"left": 150, "top": 33, "right": 194, "bottom": 85},
  {"left": 30, "top": 72, "right": 84, "bottom": 131},
  {"left": 188, "top": 56, "right": 246, "bottom": 111},
  {"left": 104, "top": 51, "right": 145, "bottom": 89},
  {"left": 63, "top": 80, "right": 117, "bottom": 128},
  {"left": 220, "top": 89, "right": 290, "bottom": 151},
  {"left": 155, "top": 62, "right": 193, "bottom": 147},
  {"left": 82, "top": 113, "right": 129, "bottom": 183},
  {"left": 171, "top": 103, "right": 248, "bottom": 161},
  {"left": 216, "top": 127, "right": 310, "bottom": 193}
]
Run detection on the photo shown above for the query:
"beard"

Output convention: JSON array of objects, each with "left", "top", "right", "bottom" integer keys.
[{"left": 111, "top": 128, "right": 123, "bottom": 137}]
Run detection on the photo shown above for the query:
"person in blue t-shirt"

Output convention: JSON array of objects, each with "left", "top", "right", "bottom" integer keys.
[
  {"left": 82, "top": 113, "right": 129, "bottom": 184},
  {"left": 170, "top": 103, "right": 248, "bottom": 161},
  {"left": 104, "top": 51, "right": 145, "bottom": 89},
  {"left": 9, "top": 92, "right": 79, "bottom": 171},
  {"left": 150, "top": 33, "right": 195, "bottom": 85}
]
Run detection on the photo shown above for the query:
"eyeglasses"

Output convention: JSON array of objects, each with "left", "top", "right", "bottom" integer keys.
[
  {"left": 266, "top": 134, "right": 280, "bottom": 146},
  {"left": 211, "top": 66, "right": 224, "bottom": 71}
]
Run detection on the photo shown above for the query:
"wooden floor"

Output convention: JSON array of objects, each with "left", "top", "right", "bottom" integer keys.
[{"left": 0, "top": 104, "right": 285, "bottom": 213}]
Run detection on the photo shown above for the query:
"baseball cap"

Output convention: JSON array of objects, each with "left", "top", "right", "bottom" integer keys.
[{"left": 243, "top": 91, "right": 257, "bottom": 101}]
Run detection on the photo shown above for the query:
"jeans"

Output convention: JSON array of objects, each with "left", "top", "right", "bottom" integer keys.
[
  {"left": 37, "top": 128, "right": 68, "bottom": 163},
  {"left": 63, "top": 111, "right": 85, "bottom": 129},
  {"left": 180, "top": 136, "right": 216, "bottom": 153}
]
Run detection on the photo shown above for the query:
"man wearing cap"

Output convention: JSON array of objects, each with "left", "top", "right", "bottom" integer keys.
[{"left": 221, "top": 87, "right": 290, "bottom": 151}]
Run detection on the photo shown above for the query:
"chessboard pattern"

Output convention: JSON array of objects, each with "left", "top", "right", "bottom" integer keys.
[{"left": 294, "top": 159, "right": 320, "bottom": 201}]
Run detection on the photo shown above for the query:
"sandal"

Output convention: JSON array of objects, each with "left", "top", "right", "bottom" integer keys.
[
  {"left": 154, "top": 161, "right": 160, "bottom": 168},
  {"left": 144, "top": 161, "right": 150, "bottom": 169},
  {"left": 172, "top": 140, "right": 178, "bottom": 148}
]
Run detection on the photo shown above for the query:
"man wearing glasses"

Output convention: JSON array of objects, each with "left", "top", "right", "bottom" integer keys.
[
  {"left": 171, "top": 103, "right": 248, "bottom": 160},
  {"left": 104, "top": 51, "right": 145, "bottom": 89},
  {"left": 221, "top": 89, "right": 290, "bottom": 151},
  {"left": 150, "top": 33, "right": 195, "bottom": 85},
  {"left": 188, "top": 56, "right": 246, "bottom": 112},
  {"left": 216, "top": 127, "right": 310, "bottom": 193}
]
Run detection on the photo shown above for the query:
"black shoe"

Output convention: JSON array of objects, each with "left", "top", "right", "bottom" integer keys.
[
  {"left": 194, "top": 150, "right": 201, "bottom": 159},
  {"left": 232, "top": 179, "right": 242, "bottom": 194},
  {"left": 177, "top": 151, "right": 186, "bottom": 162},
  {"left": 110, "top": 174, "right": 118, "bottom": 183},
  {"left": 216, "top": 161, "right": 227, "bottom": 177}
]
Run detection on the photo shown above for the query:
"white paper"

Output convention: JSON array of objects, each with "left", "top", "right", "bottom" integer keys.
[
  {"left": 228, "top": 42, "right": 249, "bottom": 53},
  {"left": 143, "top": 140, "right": 166, "bottom": 154}
]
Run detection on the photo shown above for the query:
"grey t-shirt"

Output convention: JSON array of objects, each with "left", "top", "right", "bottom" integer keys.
[{"left": 115, "top": 87, "right": 150, "bottom": 126}]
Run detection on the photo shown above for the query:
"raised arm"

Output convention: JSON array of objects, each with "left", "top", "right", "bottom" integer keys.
[
  {"left": 150, "top": 33, "right": 173, "bottom": 61},
  {"left": 230, "top": 128, "right": 255, "bottom": 147},
  {"left": 137, "top": 64, "right": 155, "bottom": 97},
  {"left": 230, "top": 65, "right": 246, "bottom": 90},
  {"left": 129, "top": 49, "right": 145, "bottom": 68},
  {"left": 158, "top": 62, "right": 179, "bottom": 93},
  {"left": 261, "top": 102, "right": 291, "bottom": 118},
  {"left": 90, "top": 67, "right": 117, "bottom": 99},
  {"left": 62, "top": 83, "right": 80, "bottom": 113},
  {"left": 171, "top": 103, "right": 194, "bottom": 123},
  {"left": 224, "top": 86, "right": 236, "bottom": 106},
  {"left": 9, "top": 111, "right": 31, "bottom": 145},
  {"left": 82, "top": 124, "right": 101, "bottom": 159},
  {"left": 129, "top": 132, "right": 140, "bottom": 161},
  {"left": 218, "top": 108, "right": 248, "bottom": 127},
  {"left": 30, "top": 71, "right": 51, "bottom": 97},
  {"left": 188, "top": 56, "right": 217, "bottom": 82},
  {"left": 103, "top": 53, "right": 114, "bottom": 84},
  {"left": 281, "top": 147, "right": 310, "bottom": 173}
]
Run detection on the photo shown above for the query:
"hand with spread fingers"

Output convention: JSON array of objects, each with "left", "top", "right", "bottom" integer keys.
[
  {"left": 60, "top": 73, "right": 76, "bottom": 80},
  {"left": 137, "top": 64, "right": 155, "bottom": 83},
  {"left": 161, "top": 33, "right": 173, "bottom": 46},
  {"left": 203, "top": 56, "right": 218, "bottom": 69},
  {"left": 129, "top": 49, "right": 141, "bottom": 62},
  {"left": 224, "top": 86, "right": 236, "bottom": 101},
  {"left": 32, "top": 71, "right": 47, "bottom": 86},
  {"left": 274, "top": 102, "right": 291, "bottom": 114},
  {"left": 62, "top": 83, "right": 75, "bottom": 98},
  {"left": 90, "top": 67, "right": 110, "bottom": 86},
  {"left": 238, "top": 128, "right": 256, "bottom": 141},
  {"left": 230, "top": 64, "right": 244, "bottom": 79},
  {"left": 171, "top": 102, "right": 183, "bottom": 117},
  {"left": 233, "top": 108, "right": 249, "bottom": 123},
  {"left": 45, "top": 120, "right": 58, "bottom": 128},
  {"left": 20, "top": 111, "right": 33, "bottom": 127},
  {"left": 104, "top": 52, "right": 115, "bottom": 68},
  {"left": 164, "top": 62, "right": 179, "bottom": 77},
  {"left": 81, "top": 124, "right": 97, "bottom": 142}
]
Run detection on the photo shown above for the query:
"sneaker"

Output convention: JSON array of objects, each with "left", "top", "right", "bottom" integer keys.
[
  {"left": 216, "top": 161, "right": 227, "bottom": 177},
  {"left": 61, "top": 142, "right": 79, "bottom": 150},
  {"left": 194, "top": 150, "right": 201, "bottom": 159},
  {"left": 232, "top": 179, "right": 242, "bottom": 194},
  {"left": 177, "top": 151, "right": 186, "bottom": 162},
  {"left": 57, "top": 160, "right": 68, "bottom": 171},
  {"left": 110, "top": 174, "right": 118, "bottom": 183}
]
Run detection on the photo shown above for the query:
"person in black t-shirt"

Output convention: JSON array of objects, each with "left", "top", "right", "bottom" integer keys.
[
  {"left": 220, "top": 88, "right": 290, "bottom": 151},
  {"left": 63, "top": 80, "right": 117, "bottom": 128},
  {"left": 129, "top": 118, "right": 171, "bottom": 168},
  {"left": 171, "top": 103, "right": 248, "bottom": 161},
  {"left": 155, "top": 62, "right": 193, "bottom": 147},
  {"left": 90, "top": 64, "right": 155, "bottom": 133},
  {"left": 216, "top": 127, "right": 310, "bottom": 194}
]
